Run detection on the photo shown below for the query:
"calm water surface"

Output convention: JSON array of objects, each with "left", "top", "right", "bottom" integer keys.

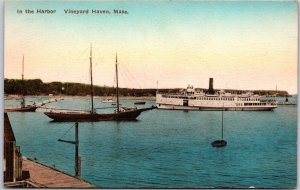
[{"left": 5, "top": 96, "right": 297, "bottom": 188}]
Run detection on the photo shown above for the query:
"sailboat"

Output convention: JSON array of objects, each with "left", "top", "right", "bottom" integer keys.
[
  {"left": 5, "top": 55, "right": 38, "bottom": 112},
  {"left": 211, "top": 105, "right": 227, "bottom": 147},
  {"left": 43, "top": 46, "right": 156, "bottom": 122}
]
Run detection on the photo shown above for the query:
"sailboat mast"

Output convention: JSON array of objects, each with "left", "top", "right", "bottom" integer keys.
[
  {"left": 115, "top": 53, "right": 120, "bottom": 113},
  {"left": 221, "top": 106, "right": 224, "bottom": 140},
  {"left": 90, "top": 45, "right": 94, "bottom": 113},
  {"left": 21, "top": 55, "right": 25, "bottom": 108},
  {"left": 22, "top": 55, "right": 24, "bottom": 81}
]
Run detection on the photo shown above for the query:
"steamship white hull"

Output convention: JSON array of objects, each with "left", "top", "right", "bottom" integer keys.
[
  {"left": 156, "top": 94, "right": 277, "bottom": 111},
  {"left": 156, "top": 104, "right": 276, "bottom": 111}
]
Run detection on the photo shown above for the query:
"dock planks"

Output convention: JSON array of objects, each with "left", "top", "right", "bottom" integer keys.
[{"left": 22, "top": 157, "right": 94, "bottom": 188}]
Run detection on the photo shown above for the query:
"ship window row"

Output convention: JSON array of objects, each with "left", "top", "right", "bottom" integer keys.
[
  {"left": 244, "top": 103, "right": 266, "bottom": 106},
  {"left": 197, "top": 97, "right": 234, "bottom": 101},
  {"left": 161, "top": 95, "right": 260, "bottom": 102},
  {"left": 162, "top": 95, "right": 197, "bottom": 99},
  {"left": 238, "top": 98, "right": 259, "bottom": 101}
]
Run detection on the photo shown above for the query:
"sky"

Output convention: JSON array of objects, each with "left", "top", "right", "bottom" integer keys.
[{"left": 4, "top": 0, "right": 298, "bottom": 94}]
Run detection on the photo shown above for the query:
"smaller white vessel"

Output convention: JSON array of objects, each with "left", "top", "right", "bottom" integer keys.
[{"left": 102, "top": 98, "right": 116, "bottom": 103}]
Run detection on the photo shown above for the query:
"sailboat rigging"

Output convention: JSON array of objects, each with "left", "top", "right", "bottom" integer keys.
[
  {"left": 211, "top": 104, "right": 227, "bottom": 147},
  {"left": 90, "top": 45, "right": 94, "bottom": 113},
  {"left": 5, "top": 55, "right": 38, "bottom": 112},
  {"left": 43, "top": 45, "right": 156, "bottom": 122},
  {"left": 115, "top": 53, "right": 120, "bottom": 113}
]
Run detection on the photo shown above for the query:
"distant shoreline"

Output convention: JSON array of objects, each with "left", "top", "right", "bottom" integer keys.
[
  {"left": 5, "top": 78, "right": 292, "bottom": 96},
  {"left": 5, "top": 95, "right": 156, "bottom": 101}
]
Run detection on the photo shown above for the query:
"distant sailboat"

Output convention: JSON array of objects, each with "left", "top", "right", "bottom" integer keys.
[
  {"left": 5, "top": 55, "right": 38, "bottom": 112},
  {"left": 211, "top": 105, "right": 227, "bottom": 147},
  {"left": 43, "top": 45, "right": 155, "bottom": 122}
]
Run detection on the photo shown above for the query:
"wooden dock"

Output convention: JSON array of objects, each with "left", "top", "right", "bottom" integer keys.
[{"left": 22, "top": 157, "right": 95, "bottom": 188}]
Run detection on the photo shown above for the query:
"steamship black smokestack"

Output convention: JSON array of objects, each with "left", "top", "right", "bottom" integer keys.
[{"left": 208, "top": 78, "right": 215, "bottom": 94}]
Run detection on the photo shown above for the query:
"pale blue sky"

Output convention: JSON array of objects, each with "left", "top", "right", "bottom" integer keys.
[{"left": 5, "top": 1, "right": 298, "bottom": 93}]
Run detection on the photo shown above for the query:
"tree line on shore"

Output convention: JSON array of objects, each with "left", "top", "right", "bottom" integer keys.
[
  {"left": 4, "top": 79, "right": 158, "bottom": 96},
  {"left": 4, "top": 78, "right": 289, "bottom": 97}
]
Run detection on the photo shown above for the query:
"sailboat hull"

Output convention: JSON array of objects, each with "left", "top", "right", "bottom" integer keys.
[
  {"left": 43, "top": 48, "right": 157, "bottom": 122},
  {"left": 5, "top": 56, "right": 38, "bottom": 113},
  {"left": 44, "top": 106, "right": 156, "bottom": 122},
  {"left": 211, "top": 140, "right": 227, "bottom": 147},
  {"left": 5, "top": 106, "right": 37, "bottom": 112}
]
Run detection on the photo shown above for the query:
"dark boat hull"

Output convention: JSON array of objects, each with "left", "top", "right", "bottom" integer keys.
[
  {"left": 134, "top": 101, "right": 146, "bottom": 105},
  {"left": 5, "top": 106, "right": 37, "bottom": 112},
  {"left": 211, "top": 140, "right": 227, "bottom": 147},
  {"left": 44, "top": 106, "right": 156, "bottom": 122}
]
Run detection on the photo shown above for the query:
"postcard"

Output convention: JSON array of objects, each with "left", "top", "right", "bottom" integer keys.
[{"left": 3, "top": 0, "right": 297, "bottom": 188}]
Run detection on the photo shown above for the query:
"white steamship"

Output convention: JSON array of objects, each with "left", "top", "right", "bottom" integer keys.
[{"left": 156, "top": 78, "right": 277, "bottom": 111}]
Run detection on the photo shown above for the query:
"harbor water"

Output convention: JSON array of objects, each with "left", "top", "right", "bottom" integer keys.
[{"left": 5, "top": 96, "right": 297, "bottom": 188}]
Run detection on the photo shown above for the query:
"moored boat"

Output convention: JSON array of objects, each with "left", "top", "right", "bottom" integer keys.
[
  {"left": 211, "top": 104, "right": 227, "bottom": 148},
  {"left": 43, "top": 45, "right": 156, "bottom": 122},
  {"left": 211, "top": 140, "right": 227, "bottom": 147},
  {"left": 4, "top": 55, "right": 38, "bottom": 112},
  {"left": 5, "top": 105, "right": 37, "bottom": 112},
  {"left": 44, "top": 106, "right": 156, "bottom": 122},
  {"left": 134, "top": 101, "right": 146, "bottom": 105}
]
